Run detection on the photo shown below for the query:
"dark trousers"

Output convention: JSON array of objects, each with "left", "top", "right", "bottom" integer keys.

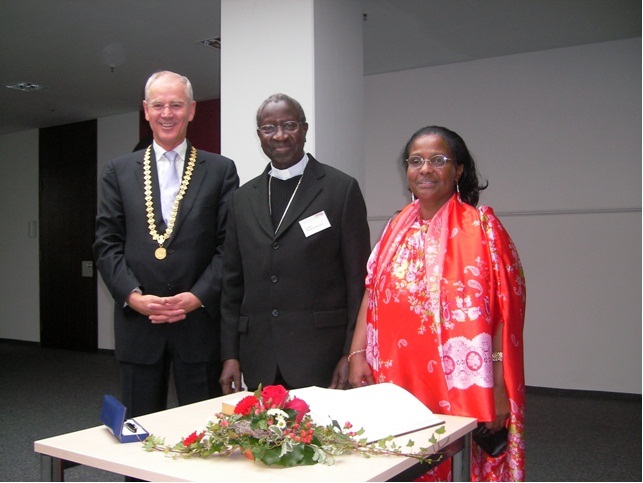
[
  {"left": 120, "top": 352, "right": 222, "bottom": 418},
  {"left": 247, "top": 367, "right": 293, "bottom": 392}
]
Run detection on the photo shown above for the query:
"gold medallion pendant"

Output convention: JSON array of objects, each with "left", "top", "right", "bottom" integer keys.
[{"left": 143, "top": 145, "right": 197, "bottom": 261}]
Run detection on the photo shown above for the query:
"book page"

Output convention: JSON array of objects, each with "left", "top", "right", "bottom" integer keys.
[{"left": 291, "top": 383, "right": 443, "bottom": 442}]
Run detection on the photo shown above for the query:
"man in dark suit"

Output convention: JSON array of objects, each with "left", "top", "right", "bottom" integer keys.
[
  {"left": 219, "top": 93, "right": 370, "bottom": 393},
  {"left": 93, "top": 71, "right": 239, "bottom": 418}
]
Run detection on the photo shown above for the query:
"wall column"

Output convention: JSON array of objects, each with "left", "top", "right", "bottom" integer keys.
[{"left": 220, "top": 0, "right": 365, "bottom": 187}]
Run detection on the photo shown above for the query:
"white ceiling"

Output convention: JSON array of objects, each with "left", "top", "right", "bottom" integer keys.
[{"left": 1, "top": 0, "right": 640, "bottom": 136}]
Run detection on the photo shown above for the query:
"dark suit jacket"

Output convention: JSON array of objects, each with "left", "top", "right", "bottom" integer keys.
[
  {"left": 220, "top": 155, "right": 370, "bottom": 389},
  {"left": 93, "top": 142, "right": 239, "bottom": 365}
]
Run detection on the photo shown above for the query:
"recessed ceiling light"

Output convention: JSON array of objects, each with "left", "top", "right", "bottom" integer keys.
[
  {"left": 6, "top": 82, "right": 46, "bottom": 92},
  {"left": 198, "top": 37, "right": 221, "bottom": 49}
]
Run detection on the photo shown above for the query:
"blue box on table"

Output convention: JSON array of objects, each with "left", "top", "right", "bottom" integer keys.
[{"left": 100, "top": 394, "right": 149, "bottom": 443}]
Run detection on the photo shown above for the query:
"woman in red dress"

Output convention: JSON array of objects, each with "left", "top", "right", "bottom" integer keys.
[{"left": 349, "top": 126, "right": 526, "bottom": 481}]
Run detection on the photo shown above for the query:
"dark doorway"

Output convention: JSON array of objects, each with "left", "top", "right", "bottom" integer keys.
[{"left": 39, "top": 120, "right": 97, "bottom": 351}]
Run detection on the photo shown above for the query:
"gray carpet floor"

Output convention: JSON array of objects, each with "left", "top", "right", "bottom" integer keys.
[{"left": 0, "top": 340, "right": 640, "bottom": 481}]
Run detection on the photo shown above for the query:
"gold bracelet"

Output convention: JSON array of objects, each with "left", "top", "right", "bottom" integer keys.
[
  {"left": 347, "top": 349, "right": 366, "bottom": 362},
  {"left": 492, "top": 351, "right": 503, "bottom": 362}
]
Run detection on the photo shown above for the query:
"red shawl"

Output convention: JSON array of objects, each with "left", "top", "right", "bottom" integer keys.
[{"left": 366, "top": 195, "right": 526, "bottom": 481}]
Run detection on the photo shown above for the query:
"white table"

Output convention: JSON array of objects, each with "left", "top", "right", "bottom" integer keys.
[{"left": 34, "top": 392, "right": 476, "bottom": 482}]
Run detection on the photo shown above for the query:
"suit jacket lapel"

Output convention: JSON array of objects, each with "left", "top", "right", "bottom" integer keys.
[
  {"left": 168, "top": 142, "right": 205, "bottom": 245},
  {"left": 134, "top": 146, "right": 166, "bottom": 230},
  {"left": 249, "top": 164, "right": 275, "bottom": 239},
  {"left": 273, "top": 155, "right": 324, "bottom": 240},
  {"left": 248, "top": 156, "right": 326, "bottom": 240}
]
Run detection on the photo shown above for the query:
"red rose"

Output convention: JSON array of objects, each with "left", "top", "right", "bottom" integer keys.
[
  {"left": 234, "top": 395, "right": 260, "bottom": 415},
  {"left": 183, "top": 431, "right": 204, "bottom": 447},
  {"left": 261, "top": 385, "right": 289, "bottom": 408},
  {"left": 284, "top": 396, "right": 310, "bottom": 423}
]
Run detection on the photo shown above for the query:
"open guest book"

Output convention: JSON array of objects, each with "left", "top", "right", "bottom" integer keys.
[{"left": 291, "top": 383, "right": 444, "bottom": 443}]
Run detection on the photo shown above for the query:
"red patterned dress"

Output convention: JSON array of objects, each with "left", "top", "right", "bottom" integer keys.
[{"left": 365, "top": 195, "right": 526, "bottom": 481}]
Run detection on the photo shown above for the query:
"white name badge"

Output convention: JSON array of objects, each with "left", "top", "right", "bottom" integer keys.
[{"left": 299, "top": 211, "right": 331, "bottom": 237}]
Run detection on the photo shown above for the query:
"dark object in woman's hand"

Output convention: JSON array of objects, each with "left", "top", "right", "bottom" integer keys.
[{"left": 472, "top": 423, "right": 508, "bottom": 457}]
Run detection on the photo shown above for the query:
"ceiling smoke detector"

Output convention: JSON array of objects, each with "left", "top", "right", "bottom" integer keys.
[
  {"left": 198, "top": 37, "right": 221, "bottom": 49},
  {"left": 6, "top": 82, "right": 46, "bottom": 92}
]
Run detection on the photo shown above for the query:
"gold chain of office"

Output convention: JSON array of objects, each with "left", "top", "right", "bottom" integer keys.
[{"left": 143, "top": 145, "right": 197, "bottom": 260}]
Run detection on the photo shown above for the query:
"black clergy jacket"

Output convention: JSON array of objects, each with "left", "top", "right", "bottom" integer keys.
[{"left": 221, "top": 155, "right": 370, "bottom": 389}]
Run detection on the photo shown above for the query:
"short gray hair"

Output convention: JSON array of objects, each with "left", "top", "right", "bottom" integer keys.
[{"left": 144, "top": 71, "right": 194, "bottom": 102}]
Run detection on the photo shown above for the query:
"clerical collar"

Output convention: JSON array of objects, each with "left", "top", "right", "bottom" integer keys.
[
  {"left": 152, "top": 140, "right": 188, "bottom": 162},
  {"left": 269, "top": 154, "right": 309, "bottom": 180}
]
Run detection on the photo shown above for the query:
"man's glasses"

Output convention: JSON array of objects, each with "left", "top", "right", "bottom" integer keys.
[
  {"left": 258, "top": 121, "right": 303, "bottom": 135},
  {"left": 146, "top": 102, "right": 187, "bottom": 113},
  {"left": 406, "top": 154, "right": 451, "bottom": 169}
]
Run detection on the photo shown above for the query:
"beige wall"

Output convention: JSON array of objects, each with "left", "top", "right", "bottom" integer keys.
[
  {"left": 363, "top": 38, "right": 641, "bottom": 393},
  {"left": 1, "top": 38, "right": 639, "bottom": 394}
]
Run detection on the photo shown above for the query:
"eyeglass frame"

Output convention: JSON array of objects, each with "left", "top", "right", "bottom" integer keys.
[
  {"left": 145, "top": 101, "right": 189, "bottom": 113},
  {"left": 405, "top": 154, "right": 452, "bottom": 169},
  {"left": 257, "top": 121, "right": 305, "bottom": 135}
]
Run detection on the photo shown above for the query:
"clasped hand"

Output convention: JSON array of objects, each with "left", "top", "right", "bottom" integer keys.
[{"left": 127, "top": 291, "right": 202, "bottom": 324}]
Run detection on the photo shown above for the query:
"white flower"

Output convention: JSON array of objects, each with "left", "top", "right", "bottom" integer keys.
[
  {"left": 266, "top": 408, "right": 288, "bottom": 419},
  {"left": 267, "top": 408, "right": 289, "bottom": 429}
]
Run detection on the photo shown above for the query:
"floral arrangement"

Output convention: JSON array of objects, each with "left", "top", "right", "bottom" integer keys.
[{"left": 143, "top": 384, "right": 445, "bottom": 468}]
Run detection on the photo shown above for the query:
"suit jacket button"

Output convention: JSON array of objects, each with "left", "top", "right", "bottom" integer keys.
[
  {"left": 271, "top": 309, "right": 279, "bottom": 317},
  {"left": 270, "top": 275, "right": 278, "bottom": 283},
  {"left": 272, "top": 242, "right": 279, "bottom": 249}
]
